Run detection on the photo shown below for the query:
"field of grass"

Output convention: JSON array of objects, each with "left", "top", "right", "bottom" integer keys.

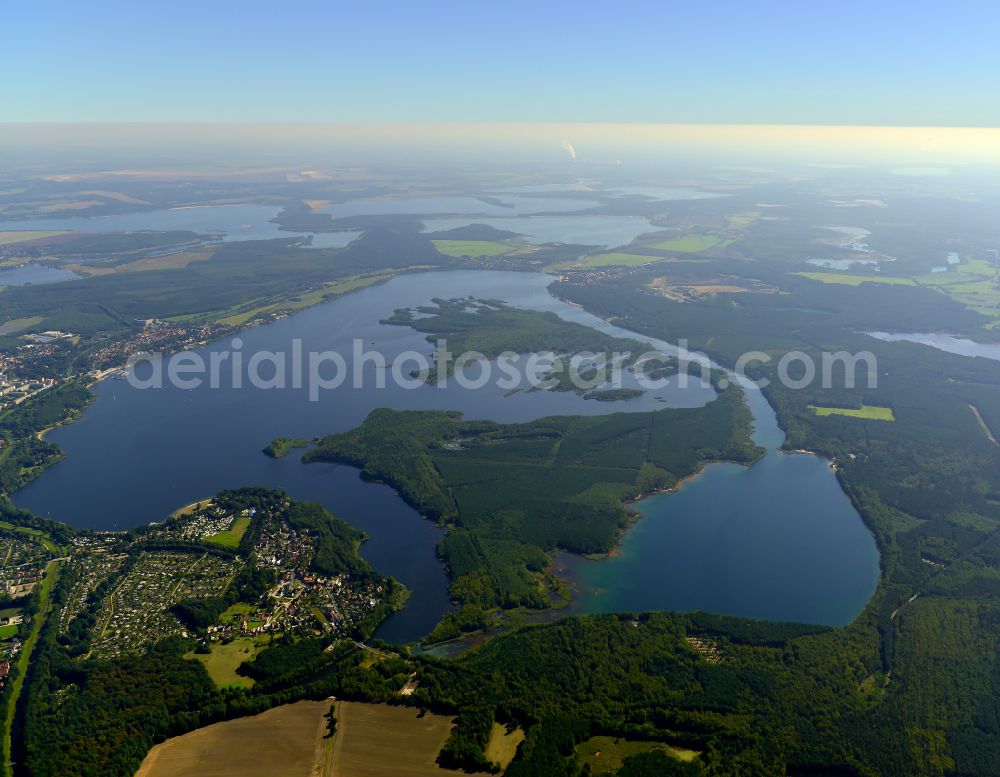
[
  {"left": 431, "top": 240, "right": 514, "bottom": 258},
  {"left": 575, "top": 736, "right": 700, "bottom": 774},
  {"left": 188, "top": 638, "right": 258, "bottom": 688},
  {"left": 957, "top": 258, "right": 996, "bottom": 277},
  {"left": 2, "top": 561, "right": 59, "bottom": 777},
  {"left": 578, "top": 252, "right": 664, "bottom": 267},
  {"left": 206, "top": 516, "right": 251, "bottom": 549},
  {"left": 649, "top": 235, "right": 730, "bottom": 253},
  {"left": 795, "top": 272, "right": 917, "bottom": 287},
  {"left": 0, "top": 231, "right": 67, "bottom": 246},
  {"left": 136, "top": 700, "right": 472, "bottom": 777},
  {"left": 0, "top": 316, "right": 44, "bottom": 336},
  {"left": 809, "top": 404, "right": 896, "bottom": 421},
  {"left": 0, "top": 625, "right": 17, "bottom": 640},
  {"left": 484, "top": 723, "right": 524, "bottom": 769}
]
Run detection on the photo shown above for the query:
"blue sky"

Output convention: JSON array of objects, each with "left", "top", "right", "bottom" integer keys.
[{"left": 4, "top": 0, "right": 999, "bottom": 125}]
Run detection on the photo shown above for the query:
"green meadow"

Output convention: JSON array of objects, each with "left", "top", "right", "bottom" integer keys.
[
  {"left": 796, "top": 272, "right": 917, "bottom": 287},
  {"left": 810, "top": 405, "right": 896, "bottom": 421},
  {"left": 206, "top": 516, "right": 251, "bottom": 549},
  {"left": 189, "top": 638, "right": 259, "bottom": 688},
  {"left": 649, "top": 235, "right": 731, "bottom": 253},
  {"left": 431, "top": 239, "right": 514, "bottom": 258}
]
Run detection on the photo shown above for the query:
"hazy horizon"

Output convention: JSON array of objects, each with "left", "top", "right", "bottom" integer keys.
[{"left": 3, "top": 123, "right": 1000, "bottom": 174}]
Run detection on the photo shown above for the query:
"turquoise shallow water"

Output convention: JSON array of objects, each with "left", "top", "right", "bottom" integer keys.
[{"left": 563, "top": 449, "right": 879, "bottom": 626}]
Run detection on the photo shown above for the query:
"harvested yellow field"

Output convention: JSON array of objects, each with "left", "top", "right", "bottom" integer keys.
[
  {"left": 135, "top": 700, "right": 483, "bottom": 777},
  {"left": 331, "top": 701, "right": 480, "bottom": 777},
  {"left": 809, "top": 404, "right": 895, "bottom": 421},
  {"left": 135, "top": 700, "right": 330, "bottom": 777}
]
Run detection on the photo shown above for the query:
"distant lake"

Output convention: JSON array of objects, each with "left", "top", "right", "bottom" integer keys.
[
  {"left": 0, "top": 262, "right": 80, "bottom": 286},
  {"left": 0, "top": 197, "right": 602, "bottom": 251},
  {"left": 16, "top": 271, "right": 879, "bottom": 639},
  {"left": 319, "top": 195, "right": 599, "bottom": 219},
  {"left": 608, "top": 186, "right": 730, "bottom": 201},
  {"left": 490, "top": 182, "right": 600, "bottom": 194},
  {"left": 867, "top": 331, "right": 1000, "bottom": 362},
  {"left": 0, "top": 205, "right": 360, "bottom": 246},
  {"left": 422, "top": 215, "right": 659, "bottom": 248}
]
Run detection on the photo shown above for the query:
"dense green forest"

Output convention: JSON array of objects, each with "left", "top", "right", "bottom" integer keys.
[
  {"left": 552, "top": 267, "right": 1000, "bottom": 775},
  {"left": 295, "top": 383, "right": 760, "bottom": 638}
]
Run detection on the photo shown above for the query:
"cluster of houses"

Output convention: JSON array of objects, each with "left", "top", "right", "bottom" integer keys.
[
  {"left": 84, "top": 551, "right": 239, "bottom": 660},
  {"left": 0, "top": 535, "right": 49, "bottom": 598}
]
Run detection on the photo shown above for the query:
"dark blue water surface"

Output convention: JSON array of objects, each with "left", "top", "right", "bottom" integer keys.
[{"left": 15, "top": 270, "right": 878, "bottom": 639}]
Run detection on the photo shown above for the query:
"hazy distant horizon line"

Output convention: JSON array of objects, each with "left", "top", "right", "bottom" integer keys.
[
  {"left": 3, "top": 121, "right": 998, "bottom": 129},
  {"left": 4, "top": 123, "right": 999, "bottom": 166}
]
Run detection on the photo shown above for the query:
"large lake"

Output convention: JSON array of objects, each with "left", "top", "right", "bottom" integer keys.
[
  {"left": 0, "top": 262, "right": 80, "bottom": 286},
  {"left": 867, "top": 331, "right": 1000, "bottom": 363},
  {"left": 0, "top": 205, "right": 359, "bottom": 247},
  {"left": 15, "top": 271, "right": 878, "bottom": 640},
  {"left": 560, "top": 382, "right": 879, "bottom": 626}
]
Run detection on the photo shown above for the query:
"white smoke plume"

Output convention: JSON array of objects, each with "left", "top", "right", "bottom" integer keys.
[{"left": 562, "top": 141, "right": 577, "bottom": 161}]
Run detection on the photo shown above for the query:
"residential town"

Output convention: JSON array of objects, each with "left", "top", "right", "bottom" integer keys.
[
  {"left": 0, "top": 529, "right": 50, "bottom": 599},
  {"left": 82, "top": 550, "right": 240, "bottom": 660},
  {"left": 45, "top": 491, "right": 397, "bottom": 662}
]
